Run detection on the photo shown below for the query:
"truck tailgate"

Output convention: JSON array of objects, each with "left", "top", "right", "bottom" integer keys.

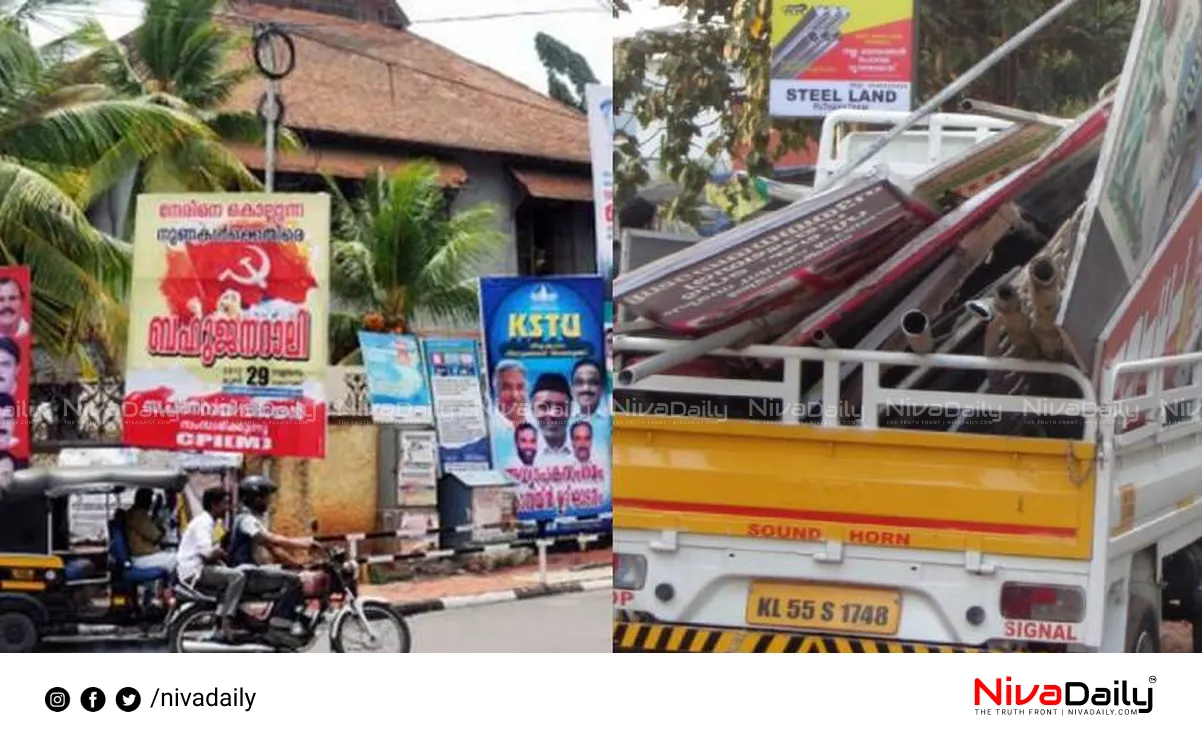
[{"left": 615, "top": 415, "right": 1096, "bottom": 560}]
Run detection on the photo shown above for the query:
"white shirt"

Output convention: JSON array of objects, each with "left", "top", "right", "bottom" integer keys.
[
  {"left": 538, "top": 442, "right": 575, "bottom": 466},
  {"left": 572, "top": 397, "right": 610, "bottom": 421},
  {"left": 176, "top": 511, "right": 218, "bottom": 584}
]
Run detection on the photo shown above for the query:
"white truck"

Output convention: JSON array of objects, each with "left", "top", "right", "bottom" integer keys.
[
  {"left": 612, "top": 335, "right": 1202, "bottom": 653},
  {"left": 611, "top": 105, "right": 1202, "bottom": 654}
]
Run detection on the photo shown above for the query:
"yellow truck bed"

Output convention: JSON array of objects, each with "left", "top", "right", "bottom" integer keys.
[{"left": 614, "top": 415, "right": 1097, "bottom": 560}]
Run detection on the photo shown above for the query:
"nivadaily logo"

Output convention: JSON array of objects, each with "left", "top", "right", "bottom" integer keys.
[{"left": 974, "top": 676, "right": 1154, "bottom": 716}]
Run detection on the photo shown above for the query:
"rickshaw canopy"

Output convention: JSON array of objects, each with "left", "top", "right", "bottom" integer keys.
[{"left": 0, "top": 466, "right": 188, "bottom": 501}]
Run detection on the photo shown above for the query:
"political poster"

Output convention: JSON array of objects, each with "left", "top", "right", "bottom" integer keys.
[
  {"left": 0, "top": 266, "right": 31, "bottom": 488},
  {"left": 358, "top": 332, "right": 433, "bottom": 425},
  {"left": 479, "top": 277, "right": 610, "bottom": 531},
  {"left": 122, "top": 194, "right": 330, "bottom": 458},
  {"left": 586, "top": 84, "right": 614, "bottom": 281},
  {"left": 769, "top": 1, "right": 915, "bottom": 118},
  {"left": 422, "top": 337, "right": 490, "bottom": 472}
]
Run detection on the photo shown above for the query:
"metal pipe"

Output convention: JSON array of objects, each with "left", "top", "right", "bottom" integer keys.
[
  {"left": 771, "top": 6, "right": 822, "bottom": 69},
  {"left": 959, "top": 99, "right": 1071, "bottom": 129},
  {"left": 614, "top": 318, "right": 658, "bottom": 334},
  {"left": 994, "top": 282, "right": 1038, "bottom": 359},
  {"left": 822, "top": 0, "right": 1086, "bottom": 191},
  {"left": 795, "top": 33, "right": 841, "bottom": 72},
  {"left": 1027, "top": 257, "right": 1064, "bottom": 359},
  {"left": 773, "top": 6, "right": 850, "bottom": 77},
  {"left": 966, "top": 299, "right": 995, "bottom": 323},
  {"left": 901, "top": 310, "right": 934, "bottom": 354},
  {"left": 895, "top": 311, "right": 986, "bottom": 390},
  {"left": 617, "top": 304, "right": 804, "bottom": 386}
]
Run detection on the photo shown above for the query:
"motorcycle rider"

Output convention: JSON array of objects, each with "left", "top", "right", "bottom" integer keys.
[
  {"left": 176, "top": 487, "right": 244, "bottom": 639},
  {"left": 230, "top": 475, "right": 320, "bottom": 642}
]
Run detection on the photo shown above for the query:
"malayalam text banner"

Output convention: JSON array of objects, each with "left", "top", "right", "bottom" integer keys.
[
  {"left": 479, "top": 276, "right": 611, "bottom": 531},
  {"left": 123, "top": 193, "right": 331, "bottom": 458}
]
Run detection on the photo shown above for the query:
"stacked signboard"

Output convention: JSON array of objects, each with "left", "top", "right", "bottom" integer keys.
[{"left": 615, "top": 0, "right": 1202, "bottom": 436}]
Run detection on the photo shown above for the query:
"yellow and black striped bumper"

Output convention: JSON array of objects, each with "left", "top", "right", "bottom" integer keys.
[{"left": 613, "top": 621, "right": 1008, "bottom": 653}]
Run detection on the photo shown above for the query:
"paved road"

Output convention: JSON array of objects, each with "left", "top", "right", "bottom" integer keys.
[{"left": 40, "top": 590, "right": 611, "bottom": 653}]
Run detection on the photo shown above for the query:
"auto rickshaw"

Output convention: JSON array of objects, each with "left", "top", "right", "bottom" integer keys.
[{"left": 0, "top": 466, "right": 188, "bottom": 652}]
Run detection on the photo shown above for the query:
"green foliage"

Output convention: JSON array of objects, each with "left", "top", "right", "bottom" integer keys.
[
  {"left": 0, "top": 0, "right": 286, "bottom": 362},
  {"left": 70, "top": 0, "right": 307, "bottom": 224},
  {"left": 615, "top": 0, "right": 1138, "bottom": 226},
  {"left": 0, "top": 16, "right": 212, "bottom": 359},
  {"left": 916, "top": 0, "right": 1137, "bottom": 116},
  {"left": 534, "top": 31, "right": 599, "bottom": 112},
  {"left": 324, "top": 162, "right": 505, "bottom": 364}
]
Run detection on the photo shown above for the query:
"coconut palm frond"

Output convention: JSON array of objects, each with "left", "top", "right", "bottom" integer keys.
[{"left": 0, "top": 158, "right": 130, "bottom": 355}]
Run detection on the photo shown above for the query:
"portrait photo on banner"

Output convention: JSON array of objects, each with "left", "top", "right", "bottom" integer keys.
[
  {"left": 479, "top": 276, "right": 611, "bottom": 531},
  {"left": 0, "top": 266, "right": 31, "bottom": 488}
]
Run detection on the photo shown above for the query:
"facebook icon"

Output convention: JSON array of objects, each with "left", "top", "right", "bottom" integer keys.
[{"left": 80, "top": 687, "right": 106, "bottom": 712}]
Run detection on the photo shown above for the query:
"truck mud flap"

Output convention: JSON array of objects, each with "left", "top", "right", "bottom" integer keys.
[{"left": 613, "top": 621, "right": 1018, "bottom": 653}]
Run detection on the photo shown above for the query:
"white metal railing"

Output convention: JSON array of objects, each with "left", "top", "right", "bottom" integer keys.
[
  {"left": 615, "top": 337, "right": 1097, "bottom": 440},
  {"left": 1101, "top": 351, "right": 1202, "bottom": 452}
]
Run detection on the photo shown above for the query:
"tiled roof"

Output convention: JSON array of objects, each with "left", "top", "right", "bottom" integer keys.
[
  {"left": 509, "top": 168, "right": 593, "bottom": 202},
  {"left": 224, "top": 141, "right": 468, "bottom": 184},
  {"left": 222, "top": 2, "right": 591, "bottom": 165}
]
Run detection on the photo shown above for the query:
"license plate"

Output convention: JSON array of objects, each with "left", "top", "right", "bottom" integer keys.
[{"left": 745, "top": 581, "right": 901, "bottom": 636}]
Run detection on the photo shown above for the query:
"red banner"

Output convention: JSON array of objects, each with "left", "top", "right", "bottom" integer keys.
[
  {"left": 121, "top": 194, "right": 330, "bottom": 459},
  {"left": 1099, "top": 185, "right": 1202, "bottom": 400},
  {"left": 0, "top": 266, "right": 32, "bottom": 486}
]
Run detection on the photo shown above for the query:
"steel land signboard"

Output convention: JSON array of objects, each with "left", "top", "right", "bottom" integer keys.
[
  {"left": 1062, "top": 0, "right": 1202, "bottom": 369},
  {"left": 613, "top": 177, "right": 934, "bottom": 332},
  {"left": 123, "top": 194, "right": 331, "bottom": 458},
  {"left": 769, "top": 1, "right": 915, "bottom": 118}
]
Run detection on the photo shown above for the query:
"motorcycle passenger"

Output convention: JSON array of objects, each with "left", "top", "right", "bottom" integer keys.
[
  {"left": 230, "top": 475, "right": 319, "bottom": 640},
  {"left": 176, "top": 487, "right": 244, "bottom": 638}
]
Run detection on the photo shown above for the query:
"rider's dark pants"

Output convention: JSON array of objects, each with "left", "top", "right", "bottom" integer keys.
[{"left": 238, "top": 565, "right": 303, "bottom": 625}]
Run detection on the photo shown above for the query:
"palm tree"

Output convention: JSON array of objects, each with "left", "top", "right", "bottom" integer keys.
[
  {"left": 66, "top": 0, "right": 300, "bottom": 238},
  {"left": 0, "top": 11, "right": 215, "bottom": 361},
  {"left": 325, "top": 162, "right": 505, "bottom": 364}
]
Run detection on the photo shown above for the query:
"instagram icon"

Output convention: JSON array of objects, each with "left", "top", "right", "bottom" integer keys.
[{"left": 44, "top": 687, "right": 70, "bottom": 712}]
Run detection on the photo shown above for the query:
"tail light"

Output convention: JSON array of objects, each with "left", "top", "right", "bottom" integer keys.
[
  {"left": 613, "top": 553, "right": 647, "bottom": 590},
  {"left": 1000, "top": 582, "right": 1085, "bottom": 622}
]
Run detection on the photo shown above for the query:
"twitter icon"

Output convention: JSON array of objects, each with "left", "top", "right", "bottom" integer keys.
[{"left": 116, "top": 687, "right": 141, "bottom": 712}]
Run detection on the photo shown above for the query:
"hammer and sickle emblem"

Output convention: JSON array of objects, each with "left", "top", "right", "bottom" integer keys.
[{"left": 218, "top": 245, "right": 272, "bottom": 289}]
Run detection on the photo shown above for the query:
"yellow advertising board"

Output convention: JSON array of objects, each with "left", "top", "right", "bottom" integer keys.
[
  {"left": 122, "top": 193, "right": 331, "bottom": 458},
  {"left": 769, "top": 1, "right": 915, "bottom": 118}
]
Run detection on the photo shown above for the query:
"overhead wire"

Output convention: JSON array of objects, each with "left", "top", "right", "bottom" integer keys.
[
  {"left": 33, "top": 3, "right": 605, "bottom": 122},
  {"left": 34, "top": 4, "right": 608, "bottom": 27}
]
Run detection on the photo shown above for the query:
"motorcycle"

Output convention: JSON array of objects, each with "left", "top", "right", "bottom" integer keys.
[{"left": 165, "top": 545, "right": 411, "bottom": 653}]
